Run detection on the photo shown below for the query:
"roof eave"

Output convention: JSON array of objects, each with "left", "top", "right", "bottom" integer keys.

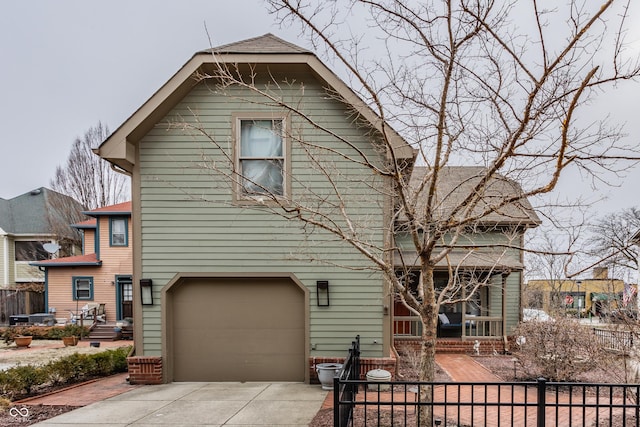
[
  {"left": 82, "top": 211, "right": 132, "bottom": 217},
  {"left": 96, "top": 50, "right": 414, "bottom": 171},
  {"left": 72, "top": 224, "right": 97, "bottom": 230},
  {"left": 30, "top": 261, "right": 102, "bottom": 267}
]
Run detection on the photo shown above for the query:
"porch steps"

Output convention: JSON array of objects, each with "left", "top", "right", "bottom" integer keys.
[{"left": 85, "top": 323, "right": 119, "bottom": 341}]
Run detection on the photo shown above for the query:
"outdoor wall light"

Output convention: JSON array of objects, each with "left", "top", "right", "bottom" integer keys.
[
  {"left": 316, "top": 280, "right": 330, "bottom": 307},
  {"left": 140, "top": 279, "right": 153, "bottom": 305}
]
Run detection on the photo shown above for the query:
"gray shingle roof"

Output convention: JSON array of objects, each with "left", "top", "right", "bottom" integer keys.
[
  {"left": 200, "top": 33, "right": 311, "bottom": 55},
  {"left": 0, "top": 188, "right": 85, "bottom": 236},
  {"left": 409, "top": 166, "right": 540, "bottom": 226}
]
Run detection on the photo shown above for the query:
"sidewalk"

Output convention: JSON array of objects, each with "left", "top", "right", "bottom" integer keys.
[
  {"left": 435, "top": 353, "right": 502, "bottom": 382},
  {"left": 16, "top": 372, "right": 137, "bottom": 406}
]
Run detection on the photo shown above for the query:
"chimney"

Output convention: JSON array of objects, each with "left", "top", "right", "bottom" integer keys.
[{"left": 593, "top": 267, "right": 608, "bottom": 280}]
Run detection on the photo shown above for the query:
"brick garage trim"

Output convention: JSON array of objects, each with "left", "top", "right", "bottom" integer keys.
[{"left": 127, "top": 356, "right": 163, "bottom": 385}]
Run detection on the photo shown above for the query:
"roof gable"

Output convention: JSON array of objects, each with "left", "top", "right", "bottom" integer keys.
[
  {"left": 0, "top": 188, "right": 85, "bottom": 235},
  {"left": 203, "top": 33, "right": 311, "bottom": 55},
  {"left": 96, "top": 34, "right": 414, "bottom": 172}
]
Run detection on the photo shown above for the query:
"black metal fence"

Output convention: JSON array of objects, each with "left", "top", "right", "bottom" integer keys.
[
  {"left": 334, "top": 336, "right": 640, "bottom": 427},
  {"left": 593, "top": 327, "right": 634, "bottom": 353},
  {"left": 335, "top": 378, "right": 640, "bottom": 426},
  {"left": 334, "top": 335, "right": 361, "bottom": 427}
]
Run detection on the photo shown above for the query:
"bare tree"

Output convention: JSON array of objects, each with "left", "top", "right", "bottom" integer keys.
[
  {"left": 587, "top": 207, "right": 640, "bottom": 281},
  {"left": 179, "top": 1, "right": 640, "bottom": 421},
  {"left": 524, "top": 207, "right": 589, "bottom": 313},
  {"left": 44, "top": 189, "right": 88, "bottom": 256},
  {"left": 50, "top": 122, "right": 130, "bottom": 210},
  {"left": 525, "top": 231, "right": 575, "bottom": 313}
]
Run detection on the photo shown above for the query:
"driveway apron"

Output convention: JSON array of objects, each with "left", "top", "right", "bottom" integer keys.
[{"left": 32, "top": 382, "right": 328, "bottom": 426}]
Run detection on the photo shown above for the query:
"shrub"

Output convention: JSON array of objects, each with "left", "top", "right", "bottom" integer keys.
[
  {"left": 1, "top": 327, "right": 36, "bottom": 345},
  {"left": 0, "top": 345, "right": 132, "bottom": 400},
  {"left": 0, "top": 325, "right": 89, "bottom": 344},
  {"left": 47, "top": 324, "right": 88, "bottom": 339},
  {"left": 3, "top": 365, "right": 48, "bottom": 396},
  {"left": 513, "top": 317, "right": 603, "bottom": 381}
]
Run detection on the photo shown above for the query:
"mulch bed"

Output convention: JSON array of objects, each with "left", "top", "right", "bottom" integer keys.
[{"left": 0, "top": 404, "right": 75, "bottom": 426}]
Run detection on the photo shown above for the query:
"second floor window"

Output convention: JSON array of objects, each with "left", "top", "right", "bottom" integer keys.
[
  {"left": 15, "top": 241, "right": 49, "bottom": 261},
  {"left": 238, "top": 118, "right": 285, "bottom": 196},
  {"left": 110, "top": 217, "right": 128, "bottom": 246}
]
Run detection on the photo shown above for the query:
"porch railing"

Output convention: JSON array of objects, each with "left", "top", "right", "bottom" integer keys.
[
  {"left": 464, "top": 316, "right": 503, "bottom": 338},
  {"left": 394, "top": 316, "right": 422, "bottom": 337},
  {"left": 393, "top": 315, "right": 503, "bottom": 339}
]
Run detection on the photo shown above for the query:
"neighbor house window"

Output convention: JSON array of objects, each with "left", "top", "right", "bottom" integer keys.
[
  {"left": 73, "top": 277, "right": 93, "bottom": 300},
  {"left": 15, "top": 241, "right": 49, "bottom": 261},
  {"left": 235, "top": 115, "right": 287, "bottom": 198},
  {"left": 110, "top": 217, "right": 128, "bottom": 246}
]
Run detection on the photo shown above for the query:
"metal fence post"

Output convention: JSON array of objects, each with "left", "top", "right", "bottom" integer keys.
[
  {"left": 537, "top": 377, "right": 547, "bottom": 427},
  {"left": 333, "top": 376, "right": 340, "bottom": 427}
]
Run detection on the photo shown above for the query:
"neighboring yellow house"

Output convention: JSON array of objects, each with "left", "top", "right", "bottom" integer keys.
[
  {"left": 31, "top": 202, "right": 132, "bottom": 323},
  {"left": 526, "top": 267, "right": 629, "bottom": 317}
]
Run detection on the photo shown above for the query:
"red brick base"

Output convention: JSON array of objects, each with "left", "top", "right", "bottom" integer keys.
[
  {"left": 127, "top": 354, "right": 398, "bottom": 385},
  {"left": 127, "top": 356, "right": 163, "bottom": 385}
]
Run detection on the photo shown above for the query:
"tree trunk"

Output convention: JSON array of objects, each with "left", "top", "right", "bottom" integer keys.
[{"left": 418, "top": 263, "right": 438, "bottom": 424}]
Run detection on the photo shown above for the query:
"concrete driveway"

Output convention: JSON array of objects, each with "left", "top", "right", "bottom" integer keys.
[{"left": 34, "top": 382, "right": 328, "bottom": 426}]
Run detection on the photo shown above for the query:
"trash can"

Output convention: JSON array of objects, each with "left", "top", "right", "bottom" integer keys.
[{"left": 366, "top": 369, "right": 392, "bottom": 391}]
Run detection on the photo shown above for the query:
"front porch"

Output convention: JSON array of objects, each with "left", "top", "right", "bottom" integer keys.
[
  {"left": 394, "top": 314, "right": 504, "bottom": 340},
  {"left": 394, "top": 315, "right": 510, "bottom": 355}
]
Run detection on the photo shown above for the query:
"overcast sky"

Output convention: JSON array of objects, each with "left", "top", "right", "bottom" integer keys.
[
  {"left": 1, "top": 1, "right": 639, "bottom": 217},
  {"left": 0, "top": 1, "right": 305, "bottom": 199}
]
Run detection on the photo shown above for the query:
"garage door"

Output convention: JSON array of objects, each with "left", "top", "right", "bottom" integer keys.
[{"left": 170, "top": 277, "right": 305, "bottom": 382}]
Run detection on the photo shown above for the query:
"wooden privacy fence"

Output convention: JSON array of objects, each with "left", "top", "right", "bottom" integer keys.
[{"left": 0, "top": 290, "right": 45, "bottom": 325}]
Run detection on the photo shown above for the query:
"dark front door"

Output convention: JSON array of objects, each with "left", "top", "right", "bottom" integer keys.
[{"left": 117, "top": 276, "right": 133, "bottom": 320}]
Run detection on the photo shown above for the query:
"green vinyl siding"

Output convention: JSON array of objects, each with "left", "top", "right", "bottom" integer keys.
[
  {"left": 137, "top": 71, "right": 388, "bottom": 357},
  {"left": 395, "top": 229, "right": 522, "bottom": 259},
  {"left": 505, "top": 271, "right": 521, "bottom": 333},
  {"left": 487, "top": 271, "right": 521, "bottom": 333}
]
